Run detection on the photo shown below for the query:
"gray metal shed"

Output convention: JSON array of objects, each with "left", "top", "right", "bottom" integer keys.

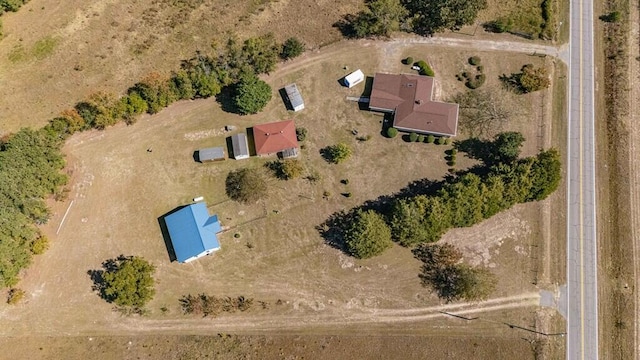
[
  {"left": 198, "top": 147, "right": 225, "bottom": 162},
  {"left": 231, "top": 133, "right": 250, "bottom": 160},
  {"left": 285, "top": 83, "right": 304, "bottom": 112}
]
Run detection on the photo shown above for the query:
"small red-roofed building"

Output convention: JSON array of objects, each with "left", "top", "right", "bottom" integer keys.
[{"left": 253, "top": 120, "right": 300, "bottom": 158}]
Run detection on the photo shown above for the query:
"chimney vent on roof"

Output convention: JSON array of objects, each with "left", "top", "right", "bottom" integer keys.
[
  {"left": 266, "top": 133, "right": 270, "bottom": 136},
  {"left": 280, "top": 131, "right": 284, "bottom": 134}
]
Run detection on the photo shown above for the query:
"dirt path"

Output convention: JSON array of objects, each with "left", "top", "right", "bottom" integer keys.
[
  {"left": 626, "top": 2, "right": 640, "bottom": 357},
  {"left": 272, "top": 34, "right": 568, "bottom": 80},
  {"left": 112, "top": 292, "right": 541, "bottom": 335}
]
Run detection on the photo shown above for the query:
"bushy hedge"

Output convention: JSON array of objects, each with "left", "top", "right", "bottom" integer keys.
[
  {"left": 387, "top": 127, "right": 399, "bottom": 138},
  {"left": 389, "top": 148, "right": 561, "bottom": 246}
]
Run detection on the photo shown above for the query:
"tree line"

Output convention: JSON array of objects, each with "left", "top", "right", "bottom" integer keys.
[
  {"left": 0, "top": 128, "right": 67, "bottom": 288},
  {"left": 339, "top": 0, "right": 487, "bottom": 37},
  {"left": 0, "top": 34, "right": 305, "bottom": 289},
  {"left": 319, "top": 132, "right": 561, "bottom": 300},
  {"left": 44, "top": 34, "right": 304, "bottom": 139}
]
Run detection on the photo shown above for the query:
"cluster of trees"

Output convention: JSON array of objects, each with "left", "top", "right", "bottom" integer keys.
[
  {"left": 322, "top": 132, "right": 561, "bottom": 258},
  {"left": 0, "top": 128, "right": 67, "bottom": 288},
  {"left": 413, "top": 243, "right": 497, "bottom": 301},
  {"left": 501, "top": 64, "right": 551, "bottom": 94},
  {"left": 390, "top": 136, "right": 560, "bottom": 246},
  {"left": 91, "top": 255, "right": 156, "bottom": 313},
  {"left": 343, "top": 0, "right": 487, "bottom": 37},
  {"left": 180, "top": 294, "right": 254, "bottom": 317}
]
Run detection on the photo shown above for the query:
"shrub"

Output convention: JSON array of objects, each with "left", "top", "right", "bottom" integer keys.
[
  {"left": 280, "top": 37, "right": 305, "bottom": 59},
  {"left": 435, "top": 137, "right": 443, "bottom": 145},
  {"left": 296, "top": 127, "right": 308, "bottom": 142},
  {"left": 30, "top": 235, "right": 49, "bottom": 255},
  {"left": 387, "top": 127, "right": 398, "bottom": 138},
  {"left": 405, "top": 56, "right": 414, "bottom": 65},
  {"left": 477, "top": 65, "right": 484, "bottom": 72},
  {"left": 466, "top": 73, "right": 486, "bottom": 89},
  {"left": 599, "top": 11, "right": 621, "bottom": 23},
  {"left": 420, "top": 65, "right": 435, "bottom": 77},
  {"left": 409, "top": 132, "right": 419, "bottom": 142},
  {"left": 233, "top": 74, "right": 272, "bottom": 115},
  {"left": 417, "top": 135, "right": 425, "bottom": 142},
  {"left": 426, "top": 134, "right": 435, "bottom": 143},
  {"left": 321, "top": 143, "right": 352, "bottom": 164},
  {"left": 484, "top": 18, "right": 513, "bottom": 33},
  {"left": 468, "top": 56, "right": 481, "bottom": 65},
  {"left": 226, "top": 168, "right": 268, "bottom": 203},
  {"left": 341, "top": 179, "right": 350, "bottom": 185},
  {"left": 306, "top": 170, "right": 321, "bottom": 183},
  {"left": 267, "top": 159, "right": 304, "bottom": 180},
  {"left": 444, "top": 137, "right": 452, "bottom": 145},
  {"left": 6, "top": 288, "right": 25, "bottom": 305},
  {"left": 343, "top": 192, "right": 352, "bottom": 198}
]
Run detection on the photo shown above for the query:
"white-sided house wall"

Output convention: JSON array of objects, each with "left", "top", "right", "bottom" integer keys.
[
  {"left": 344, "top": 69, "right": 365, "bottom": 88},
  {"left": 182, "top": 247, "right": 221, "bottom": 263}
]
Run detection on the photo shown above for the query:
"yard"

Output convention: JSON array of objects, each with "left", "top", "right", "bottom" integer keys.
[{"left": 0, "top": 40, "right": 566, "bottom": 357}]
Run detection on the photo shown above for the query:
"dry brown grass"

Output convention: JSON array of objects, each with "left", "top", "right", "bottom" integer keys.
[
  {"left": 0, "top": 41, "right": 564, "bottom": 343},
  {"left": 0, "top": 0, "right": 361, "bottom": 134}
]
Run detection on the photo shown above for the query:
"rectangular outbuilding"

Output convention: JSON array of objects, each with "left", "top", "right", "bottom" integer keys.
[
  {"left": 231, "top": 133, "right": 250, "bottom": 160},
  {"left": 344, "top": 69, "right": 364, "bottom": 88},
  {"left": 284, "top": 83, "right": 304, "bottom": 111},
  {"left": 198, "top": 147, "right": 225, "bottom": 162}
]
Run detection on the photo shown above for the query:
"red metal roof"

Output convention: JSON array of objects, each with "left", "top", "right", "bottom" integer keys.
[
  {"left": 253, "top": 120, "right": 299, "bottom": 155},
  {"left": 369, "top": 73, "right": 459, "bottom": 137}
]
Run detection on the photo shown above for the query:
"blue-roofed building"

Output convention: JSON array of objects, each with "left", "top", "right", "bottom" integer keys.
[{"left": 164, "top": 202, "right": 222, "bottom": 263}]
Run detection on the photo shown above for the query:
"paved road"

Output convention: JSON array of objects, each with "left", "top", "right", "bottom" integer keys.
[{"left": 566, "top": 0, "right": 598, "bottom": 356}]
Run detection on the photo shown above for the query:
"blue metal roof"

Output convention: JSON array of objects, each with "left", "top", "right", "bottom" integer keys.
[{"left": 164, "top": 203, "right": 221, "bottom": 263}]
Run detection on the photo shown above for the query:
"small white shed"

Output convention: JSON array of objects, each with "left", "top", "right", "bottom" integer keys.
[
  {"left": 231, "top": 133, "right": 250, "bottom": 160},
  {"left": 284, "top": 83, "right": 304, "bottom": 112},
  {"left": 344, "top": 69, "right": 364, "bottom": 88}
]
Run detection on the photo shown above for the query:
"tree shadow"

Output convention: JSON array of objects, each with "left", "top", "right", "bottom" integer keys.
[
  {"left": 278, "top": 88, "right": 293, "bottom": 111},
  {"left": 215, "top": 86, "right": 240, "bottom": 114},
  {"left": 453, "top": 137, "right": 493, "bottom": 164},
  {"left": 332, "top": 14, "right": 358, "bottom": 38},
  {"left": 319, "top": 146, "right": 334, "bottom": 164},
  {"left": 87, "top": 254, "right": 128, "bottom": 303},
  {"left": 157, "top": 206, "right": 188, "bottom": 262}
]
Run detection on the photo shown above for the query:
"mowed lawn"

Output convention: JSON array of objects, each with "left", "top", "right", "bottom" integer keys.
[{"left": 1, "top": 42, "right": 560, "bottom": 335}]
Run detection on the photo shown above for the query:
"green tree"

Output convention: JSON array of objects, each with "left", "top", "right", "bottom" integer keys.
[
  {"left": 344, "top": 210, "right": 393, "bottom": 259},
  {"left": 281, "top": 37, "right": 305, "bottom": 59},
  {"left": 527, "top": 148, "right": 562, "bottom": 201},
  {"left": 118, "top": 92, "right": 149, "bottom": 124},
  {"left": 225, "top": 168, "right": 268, "bottom": 203},
  {"left": 241, "top": 33, "right": 280, "bottom": 74},
  {"left": 404, "top": 0, "right": 487, "bottom": 35},
  {"left": 491, "top": 131, "right": 525, "bottom": 164},
  {"left": 352, "top": 0, "right": 408, "bottom": 37},
  {"left": 99, "top": 256, "right": 156, "bottom": 310},
  {"left": 322, "top": 143, "right": 352, "bottom": 164},
  {"left": 233, "top": 74, "right": 272, "bottom": 115},
  {"left": 129, "top": 72, "right": 179, "bottom": 114}
]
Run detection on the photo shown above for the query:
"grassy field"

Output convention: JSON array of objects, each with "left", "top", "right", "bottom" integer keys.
[
  {"left": 0, "top": 41, "right": 565, "bottom": 360},
  {"left": 0, "top": 0, "right": 362, "bottom": 133}
]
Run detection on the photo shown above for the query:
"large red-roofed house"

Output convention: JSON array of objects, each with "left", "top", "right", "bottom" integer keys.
[
  {"left": 253, "top": 120, "right": 299, "bottom": 158},
  {"left": 369, "top": 73, "right": 459, "bottom": 137}
]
